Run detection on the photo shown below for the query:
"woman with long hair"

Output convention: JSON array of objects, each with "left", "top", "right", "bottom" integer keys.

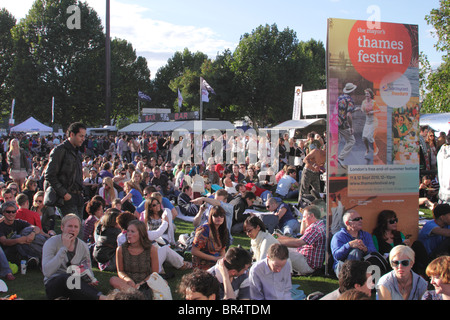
[
  {"left": 372, "top": 209, "right": 429, "bottom": 277},
  {"left": 98, "top": 177, "right": 118, "bottom": 207},
  {"left": 425, "top": 130, "right": 438, "bottom": 171},
  {"left": 191, "top": 206, "right": 229, "bottom": 270},
  {"left": 122, "top": 180, "right": 144, "bottom": 208},
  {"left": 30, "top": 191, "right": 57, "bottom": 236},
  {"left": 109, "top": 220, "right": 159, "bottom": 295},
  {"left": 372, "top": 210, "right": 409, "bottom": 257},
  {"left": 144, "top": 196, "right": 170, "bottom": 244},
  {"left": 93, "top": 208, "right": 122, "bottom": 271},
  {"left": 7, "top": 138, "right": 30, "bottom": 191}
]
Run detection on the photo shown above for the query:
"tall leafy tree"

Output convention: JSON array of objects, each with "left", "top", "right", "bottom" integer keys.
[
  {"left": 151, "top": 48, "right": 208, "bottom": 109},
  {"left": 9, "top": 0, "right": 105, "bottom": 128},
  {"left": 230, "top": 24, "right": 325, "bottom": 128},
  {"left": 168, "top": 50, "right": 236, "bottom": 119},
  {"left": 199, "top": 50, "right": 238, "bottom": 120},
  {"left": 0, "top": 8, "right": 16, "bottom": 119},
  {"left": 421, "top": 0, "right": 450, "bottom": 113},
  {"left": 110, "top": 38, "right": 151, "bottom": 124}
]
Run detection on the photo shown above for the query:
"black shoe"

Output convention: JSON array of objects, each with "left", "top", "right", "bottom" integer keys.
[
  {"left": 27, "top": 257, "right": 40, "bottom": 269},
  {"left": 160, "top": 272, "right": 175, "bottom": 280}
]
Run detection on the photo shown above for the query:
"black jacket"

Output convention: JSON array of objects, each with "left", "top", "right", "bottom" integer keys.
[
  {"left": 177, "top": 192, "right": 199, "bottom": 216},
  {"left": 44, "top": 140, "right": 84, "bottom": 199}
]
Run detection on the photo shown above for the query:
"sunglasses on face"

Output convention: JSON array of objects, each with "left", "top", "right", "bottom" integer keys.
[
  {"left": 4, "top": 210, "right": 16, "bottom": 214},
  {"left": 151, "top": 203, "right": 160, "bottom": 207},
  {"left": 391, "top": 259, "right": 410, "bottom": 267},
  {"left": 212, "top": 214, "right": 224, "bottom": 218},
  {"left": 350, "top": 217, "right": 363, "bottom": 222},
  {"left": 35, "top": 200, "right": 43, "bottom": 203},
  {"left": 388, "top": 218, "right": 398, "bottom": 224}
]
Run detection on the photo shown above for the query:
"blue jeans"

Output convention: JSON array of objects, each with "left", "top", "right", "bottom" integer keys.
[
  {"left": 0, "top": 246, "right": 12, "bottom": 277},
  {"left": 334, "top": 248, "right": 364, "bottom": 277},
  {"left": 281, "top": 218, "right": 300, "bottom": 236}
]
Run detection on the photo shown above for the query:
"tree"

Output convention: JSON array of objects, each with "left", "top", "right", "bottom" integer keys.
[
  {"left": 151, "top": 48, "right": 208, "bottom": 109},
  {"left": 110, "top": 38, "right": 151, "bottom": 124},
  {"left": 0, "top": 8, "right": 16, "bottom": 119},
  {"left": 230, "top": 24, "right": 325, "bottom": 129},
  {"left": 8, "top": 0, "right": 106, "bottom": 128},
  {"left": 421, "top": 0, "right": 450, "bottom": 113},
  {"left": 168, "top": 49, "right": 237, "bottom": 119}
]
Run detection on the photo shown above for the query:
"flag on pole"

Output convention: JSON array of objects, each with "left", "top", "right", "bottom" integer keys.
[
  {"left": 200, "top": 77, "right": 215, "bottom": 102},
  {"left": 10, "top": 99, "right": 15, "bottom": 119},
  {"left": 138, "top": 91, "right": 152, "bottom": 102},
  {"left": 178, "top": 88, "right": 183, "bottom": 109},
  {"left": 51, "top": 97, "right": 55, "bottom": 123}
]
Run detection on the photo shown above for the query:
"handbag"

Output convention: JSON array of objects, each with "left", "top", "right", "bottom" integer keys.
[
  {"left": 44, "top": 186, "right": 63, "bottom": 207},
  {"left": 146, "top": 272, "right": 172, "bottom": 300}
]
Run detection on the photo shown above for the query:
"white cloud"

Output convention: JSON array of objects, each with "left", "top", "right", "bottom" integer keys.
[
  {"left": 1, "top": 0, "right": 235, "bottom": 77},
  {"left": 0, "top": 0, "right": 35, "bottom": 20},
  {"left": 87, "top": 0, "right": 235, "bottom": 77}
]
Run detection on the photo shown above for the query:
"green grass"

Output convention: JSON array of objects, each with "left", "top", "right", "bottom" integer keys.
[
  {"left": 2, "top": 216, "right": 340, "bottom": 300},
  {"left": 4, "top": 205, "right": 434, "bottom": 300}
]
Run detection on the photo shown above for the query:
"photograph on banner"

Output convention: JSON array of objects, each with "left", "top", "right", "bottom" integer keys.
[{"left": 326, "top": 18, "right": 420, "bottom": 242}]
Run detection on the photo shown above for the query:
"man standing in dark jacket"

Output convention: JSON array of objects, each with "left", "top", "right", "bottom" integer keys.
[{"left": 44, "top": 122, "right": 86, "bottom": 224}]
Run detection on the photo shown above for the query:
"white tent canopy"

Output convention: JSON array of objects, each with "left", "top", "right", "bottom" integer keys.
[
  {"left": 420, "top": 113, "right": 450, "bottom": 135},
  {"left": 118, "top": 122, "right": 154, "bottom": 133},
  {"left": 174, "top": 120, "right": 236, "bottom": 132},
  {"left": 271, "top": 118, "right": 326, "bottom": 131},
  {"left": 10, "top": 117, "right": 53, "bottom": 134},
  {"left": 144, "top": 121, "right": 187, "bottom": 132}
]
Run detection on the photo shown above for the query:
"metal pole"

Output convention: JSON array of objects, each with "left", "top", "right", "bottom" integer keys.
[
  {"left": 199, "top": 78, "right": 203, "bottom": 120},
  {"left": 105, "top": 0, "right": 111, "bottom": 125}
]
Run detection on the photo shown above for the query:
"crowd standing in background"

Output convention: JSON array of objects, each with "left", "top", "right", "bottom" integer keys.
[{"left": 0, "top": 121, "right": 449, "bottom": 301}]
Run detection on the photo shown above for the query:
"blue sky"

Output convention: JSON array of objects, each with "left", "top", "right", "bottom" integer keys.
[{"left": 1, "top": 0, "right": 445, "bottom": 78}]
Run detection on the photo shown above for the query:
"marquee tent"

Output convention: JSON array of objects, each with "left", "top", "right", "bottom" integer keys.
[
  {"left": 118, "top": 122, "right": 154, "bottom": 133},
  {"left": 144, "top": 121, "right": 187, "bottom": 132},
  {"left": 10, "top": 117, "right": 53, "bottom": 134},
  {"left": 271, "top": 118, "right": 326, "bottom": 131},
  {"left": 420, "top": 113, "right": 450, "bottom": 135},
  {"left": 173, "top": 120, "right": 236, "bottom": 132}
]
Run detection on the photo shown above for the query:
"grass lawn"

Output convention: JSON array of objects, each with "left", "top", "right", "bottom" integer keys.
[{"left": 2, "top": 207, "right": 434, "bottom": 300}]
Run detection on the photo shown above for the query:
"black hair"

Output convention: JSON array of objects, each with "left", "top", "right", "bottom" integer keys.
[{"left": 67, "top": 122, "right": 86, "bottom": 136}]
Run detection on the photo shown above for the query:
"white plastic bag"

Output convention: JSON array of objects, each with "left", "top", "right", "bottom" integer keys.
[{"left": 146, "top": 272, "right": 172, "bottom": 300}]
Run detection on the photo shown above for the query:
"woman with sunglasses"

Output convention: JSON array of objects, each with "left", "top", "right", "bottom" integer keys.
[
  {"left": 30, "top": 191, "right": 57, "bottom": 237},
  {"left": 372, "top": 210, "right": 429, "bottom": 277},
  {"left": 243, "top": 215, "right": 279, "bottom": 262},
  {"left": 144, "top": 197, "right": 170, "bottom": 245},
  {"left": 372, "top": 210, "right": 410, "bottom": 258},
  {"left": 191, "top": 206, "right": 229, "bottom": 270},
  {"left": 376, "top": 245, "right": 427, "bottom": 300}
]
